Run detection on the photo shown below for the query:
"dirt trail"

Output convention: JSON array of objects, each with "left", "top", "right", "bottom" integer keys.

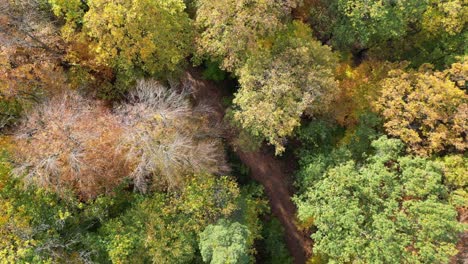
[
  {"left": 237, "top": 150, "right": 312, "bottom": 263},
  {"left": 184, "top": 69, "right": 312, "bottom": 264}
]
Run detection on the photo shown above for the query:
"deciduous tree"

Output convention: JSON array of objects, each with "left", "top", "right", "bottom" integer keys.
[
  {"left": 232, "top": 21, "right": 337, "bottom": 154},
  {"left": 84, "top": 0, "right": 194, "bottom": 79},
  {"left": 375, "top": 62, "right": 467, "bottom": 155},
  {"left": 295, "top": 136, "right": 463, "bottom": 263},
  {"left": 99, "top": 174, "right": 240, "bottom": 264},
  {"left": 13, "top": 91, "right": 128, "bottom": 199},
  {"left": 117, "top": 79, "right": 229, "bottom": 191},
  {"left": 195, "top": 0, "right": 299, "bottom": 71},
  {"left": 199, "top": 219, "right": 250, "bottom": 264}
]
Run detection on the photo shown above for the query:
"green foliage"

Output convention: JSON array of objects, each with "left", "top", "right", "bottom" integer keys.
[
  {"left": 199, "top": 219, "right": 250, "bottom": 264},
  {"left": 436, "top": 155, "right": 468, "bottom": 208},
  {"left": 229, "top": 184, "right": 270, "bottom": 261},
  {"left": 295, "top": 113, "right": 382, "bottom": 193},
  {"left": 47, "top": 0, "right": 87, "bottom": 39},
  {"left": 383, "top": 0, "right": 467, "bottom": 68},
  {"left": 333, "top": 0, "right": 426, "bottom": 48},
  {"left": 98, "top": 174, "right": 240, "bottom": 264},
  {"left": 306, "top": 0, "right": 466, "bottom": 67},
  {"left": 342, "top": 112, "right": 382, "bottom": 160},
  {"left": 2, "top": 1, "right": 467, "bottom": 262},
  {"left": 294, "top": 120, "right": 355, "bottom": 193},
  {"left": 295, "top": 136, "right": 463, "bottom": 263},
  {"left": 233, "top": 21, "right": 338, "bottom": 154},
  {"left": 261, "top": 218, "right": 293, "bottom": 264},
  {"left": 0, "top": 99, "right": 22, "bottom": 129},
  {"left": 202, "top": 60, "right": 227, "bottom": 82},
  {"left": 0, "top": 148, "right": 132, "bottom": 263}
]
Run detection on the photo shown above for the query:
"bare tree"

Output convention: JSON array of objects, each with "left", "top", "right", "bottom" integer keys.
[
  {"left": 117, "top": 79, "right": 229, "bottom": 192},
  {"left": 0, "top": 0, "right": 63, "bottom": 55}
]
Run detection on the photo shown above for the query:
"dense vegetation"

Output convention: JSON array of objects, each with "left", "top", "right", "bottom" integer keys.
[{"left": 0, "top": 0, "right": 466, "bottom": 263}]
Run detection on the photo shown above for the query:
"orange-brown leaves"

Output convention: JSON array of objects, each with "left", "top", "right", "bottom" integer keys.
[
  {"left": 331, "top": 60, "right": 399, "bottom": 126},
  {"left": 0, "top": 47, "right": 66, "bottom": 99},
  {"left": 14, "top": 92, "right": 128, "bottom": 200}
]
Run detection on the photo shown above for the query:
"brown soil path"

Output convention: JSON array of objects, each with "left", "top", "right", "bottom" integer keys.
[
  {"left": 236, "top": 150, "right": 312, "bottom": 264},
  {"left": 184, "top": 69, "right": 313, "bottom": 264}
]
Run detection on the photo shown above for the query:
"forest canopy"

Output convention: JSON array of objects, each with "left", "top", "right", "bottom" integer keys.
[{"left": 0, "top": 0, "right": 466, "bottom": 263}]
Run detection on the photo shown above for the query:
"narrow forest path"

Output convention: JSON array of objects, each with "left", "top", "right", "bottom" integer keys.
[{"left": 184, "top": 68, "right": 312, "bottom": 264}]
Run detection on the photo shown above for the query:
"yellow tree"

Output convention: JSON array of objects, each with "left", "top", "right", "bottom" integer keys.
[
  {"left": 376, "top": 62, "right": 467, "bottom": 156},
  {"left": 331, "top": 60, "right": 401, "bottom": 127},
  {"left": 83, "top": 0, "right": 194, "bottom": 78}
]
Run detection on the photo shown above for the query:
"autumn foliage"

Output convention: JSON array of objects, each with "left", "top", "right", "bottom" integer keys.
[
  {"left": 13, "top": 92, "right": 127, "bottom": 199},
  {"left": 376, "top": 62, "right": 467, "bottom": 155},
  {"left": 117, "top": 80, "right": 229, "bottom": 192}
]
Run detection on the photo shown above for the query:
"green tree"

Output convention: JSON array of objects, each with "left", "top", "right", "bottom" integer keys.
[
  {"left": 261, "top": 218, "right": 292, "bottom": 264},
  {"left": 0, "top": 143, "right": 130, "bottom": 263},
  {"left": 305, "top": 0, "right": 466, "bottom": 68},
  {"left": 195, "top": 0, "right": 299, "bottom": 71},
  {"left": 233, "top": 21, "right": 338, "bottom": 154},
  {"left": 332, "top": 0, "right": 426, "bottom": 48},
  {"left": 386, "top": 0, "right": 468, "bottom": 68},
  {"left": 295, "top": 136, "right": 463, "bottom": 263},
  {"left": 98, "top": 174, "right": 240, "bottom": 264},
  {"left": 47, "top": 0, "right": 87, "bottom": 39},
  {"left": 436, "top": 155, "right": 468, "bottom": 208},
  {"left": 199, "top": 219, "right": 250, "bottom": 264}
]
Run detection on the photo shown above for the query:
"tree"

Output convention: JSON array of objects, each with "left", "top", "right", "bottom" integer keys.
[
  {"left": 295, "top": 136, "right": 463, "bottom": 263},
  {"left": 331, "top": 60, "right": 400, "bottom": 127},
  {"left": 195, "top": 0, "right": 299, "bottom": 71},
  {"left": 0, "top": 0, "right": 63, "bottom": 53},
  {"left": 375, "top": 62, "right": 467, "bottom": 156},
  {"left": 436, "top": 155, "right": 468, "bottom": 208},
  {"left": 0, "top": 47, "right": 67, "bottom": 129},
  {"left": 0, "top": 143, "right": 131, "bottom": 263},
  {"left": 332, "top": 0, "right": 426, "bottom": 49},
  {"left": 0, "top": 0, "right": 66, "bottom": 129},
  {"left": 47, "top": 0, "right": 87, "bottom": 40},
  {"left": 117, "top": 79, "right": 229, "bottom": 192},
  {"left": 13, "top": 91, "right": 128, "bottom": 199},
  {"left": 83, "top": 0, "right": 194, "bottom": 83},
  {"left": 99, "top": 174, "right": 240, "bottom": 264},
  {"left": 199, "top": 219, "right": 250, "bottom": 264},
  {"left": 232, "top": 21, "right": 337, "bottom": 154},
  {"left": 398, "top": 0, "right": 467, "bottom": 68},
  {"left": 260, "top": 218, "right": 292, "bottom": 264}
]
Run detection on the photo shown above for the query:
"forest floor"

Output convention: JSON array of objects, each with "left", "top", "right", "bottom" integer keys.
[{"left": 184, "top": 68, "right": 312, "bottom": 264}]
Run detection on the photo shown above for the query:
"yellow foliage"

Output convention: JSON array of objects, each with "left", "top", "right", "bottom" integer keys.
[
  {"left": 375, "top": 62, "right": 468, "bottom": 155},
  {"left": 332, "top": 59, "right": 403, "bottom": 126},
  {"left": 84, "top": 0, "right": 193, "bottom": 76}
]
